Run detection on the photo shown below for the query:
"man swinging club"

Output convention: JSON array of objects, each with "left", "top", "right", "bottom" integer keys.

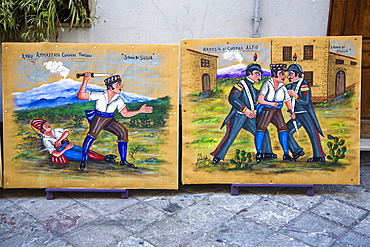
[{"left": 77, "top": 72, "right": 153, "bottom": 171}]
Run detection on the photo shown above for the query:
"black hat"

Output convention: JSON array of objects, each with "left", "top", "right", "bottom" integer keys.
[
  {"left": 104, "top": 75, "right": 122, "bottom": 86},
  {"left": 287, "top": 64, "right": 305, "bottom": 74},
  {"left": 244, "top": 63, "right": 263, "bottom": 74},
  {"left": 270, "top": 63, "right": 287, "bottom": 71}
]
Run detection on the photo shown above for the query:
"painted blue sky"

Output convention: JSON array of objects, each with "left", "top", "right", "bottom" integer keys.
[
  {"left": 329, "top": 40, "right": 358, "bottom": 58},
  {"left": 15, "top": 51, "right": 171, "bottom": 98}
]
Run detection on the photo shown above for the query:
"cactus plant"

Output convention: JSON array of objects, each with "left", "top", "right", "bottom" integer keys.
[
  {"left": 326, "top": 134, "right": 347, "bottom": 162},
  {"left": 230, "top": 149, "right": 253, "bottom": 168}
]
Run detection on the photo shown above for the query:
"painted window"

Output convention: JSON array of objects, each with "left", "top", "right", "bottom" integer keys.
[
  {"left": 303, "top": 45, "right": 314, "bottom": 60},
  {"left": 305, "top": 71, "right": 314, "bottom": 86},
  {"left": 283, "top": 46, "right": 292, "bottom": 61},
  {"left": 201, "top": 58, "right": 210, "bottom": 67}
]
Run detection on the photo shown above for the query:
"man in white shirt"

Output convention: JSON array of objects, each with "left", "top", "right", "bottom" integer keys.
[
  {"left": 255, "top": 64, "right": 295, "bottom": 162},
  {"left": 77, "top": 73, "right": 153, "bottom": 171},
  {"left": 31, "top": 119, "right": 116, "bottom": 165}
]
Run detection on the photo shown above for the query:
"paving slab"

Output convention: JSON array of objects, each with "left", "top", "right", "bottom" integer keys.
[
  {"left": 175, "top": 199, "right": 235, "bottom": 231},
  {"left": 74, "top": 197, "right": 139, "bottom": 216},
  {"left": 311, "top": 198, "right": 368, "bottom": 227},
  {"left": 38, "top": 202, "right": 102, "bottom": 235},
  {"left": 0, "top": 206, "right": 39, "bottom": 239},
  {"left": 110, "top": 236, "right": 155, "bottom": 247},
  {"left": 106, "top": 202, "right": 166, "bottom": 233},
  {"left": 0, "top": 198, "right": 14, "bottom": 211},
  {"left": 332, "top": 185, "right": 370, "bottom": 210},
  {"left": 334, "top": 230, "right": 370, "bottom": 246},
  {"left": 256, "top": 232, "right": 310, "bottom": 247},
  {"left": 209, "top": 217, "right": 276, "bottom": 246},
  {"left": 0, "top": 206, "right": 67, "bottom": 247},
  {"left": 208, "top": 192, "right": 262, "bottom": 213},
  {"left": 138, "top": 217, "right": 202, "bottom": 247},
  {"left": 239, "top": 197, "right": 302, "bottom": 228},
  {"left": 17, "top": 197, "right": 77, "bottom": 219},
  {"left": 352, "top": 214, "right": 370, "bottom": 238},
  {"left": 271, "top": 188, "right": 323, "bottom": 211},
  {"left": 280, "top": 212, "right": 347, "bottom": 246},
  {"left": 184, "top": 232, "right": 234, "bottom": 247},
  {"left": 1, "top": 231, "right": 71, "bottom": 247},
  {"left": 143, "top": 191, "right": 197, "bottom": 214},
  {"left": 63, "top": 219, "right": 131, "bottom": 247}
]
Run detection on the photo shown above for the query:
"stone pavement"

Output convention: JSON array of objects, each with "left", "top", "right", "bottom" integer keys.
[{"left": 2, "top": 162, "right": 370, "bottom": 246}]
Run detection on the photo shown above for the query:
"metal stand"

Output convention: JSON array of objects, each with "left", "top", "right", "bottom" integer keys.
[
  {"left": 231, "top": 184, "right": 315, "bottom": 196},
  {"left": 45, "top": 188, "right": 129, "bottom": 200}
]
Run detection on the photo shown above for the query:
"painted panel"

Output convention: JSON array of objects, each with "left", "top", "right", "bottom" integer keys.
[
  {"left": 2, "top": 43, "right": 179, "bottom": 189},
  {"left": 182, "top": 36, "right": 361, "bottom": 185}
]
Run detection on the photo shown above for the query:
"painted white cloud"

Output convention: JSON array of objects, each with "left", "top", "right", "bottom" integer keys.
[
  {"left": 43, "top": 61, "right": 70, "bottom": 78},
  {"left": 223, "top": 50, "right": 243, "bottom": 63}
]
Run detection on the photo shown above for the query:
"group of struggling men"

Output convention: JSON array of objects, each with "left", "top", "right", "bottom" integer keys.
[
  {"left": 31, "top": 72, "right": 153, "bottom": 171},
  {"left": 211, "top": 62, "right": 325, "bottom": 164}
]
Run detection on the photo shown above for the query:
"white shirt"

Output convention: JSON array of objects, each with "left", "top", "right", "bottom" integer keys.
[
  {"left": 88, "top": 91, "right": 126, "bottom": 113},
  {"left": 259, "top": 78, "right": 290, "bottom": 102},
  {"left": 42, "top": 128, "right": 66, "bottom": 154}
]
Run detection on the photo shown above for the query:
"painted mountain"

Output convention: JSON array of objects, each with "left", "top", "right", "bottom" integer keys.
[
  {"left": 217, "top": 63, "right": 271, "bottom": 79},
  {"left": 12, "top": 78, "right": 153, "bottom": 110}
]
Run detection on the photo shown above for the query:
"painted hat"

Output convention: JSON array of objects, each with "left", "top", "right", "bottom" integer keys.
[
  {"left": 244, "top": 63, "right": 263, "bottom": 74},
  {"left": 104, "top": 75, "right": 122, "bottom": 86},
  {"left": 287, "top": 64, "right": 305, "bottom": 74},
  {"left": 31, "top": 119, "right": 46, "bottom": 131},
  {"left": 270, "top": 63, "right": 287, "bottom": 71}
]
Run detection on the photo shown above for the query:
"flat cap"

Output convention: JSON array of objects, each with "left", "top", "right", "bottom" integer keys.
[
  {"left": 104, "top": 75, "right": 122, "bottom": 86},
  {"left": 270, "top": 63, "right": 287, "bottom": 71}
]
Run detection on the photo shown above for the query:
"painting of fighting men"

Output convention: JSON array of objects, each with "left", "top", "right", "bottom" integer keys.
[
  {"left": 2, "top": 43, "right": 179, "bottom": 189},
  {"left": 181, "top": 36, "right": 361, "bottom": 185}
]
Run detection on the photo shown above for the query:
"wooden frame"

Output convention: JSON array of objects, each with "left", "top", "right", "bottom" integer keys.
[
  {"left": 181, "top": 36, "right": 361, "bottom": 185},
  {"left": 2, "top": 43, "right": 179, "bottom": 189}
]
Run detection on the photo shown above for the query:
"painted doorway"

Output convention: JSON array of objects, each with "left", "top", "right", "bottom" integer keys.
[
  {"left": 202, "top": 74, "right": 211, "bottom": 92},
  {"left": 335, "top": 70, "right": 346, "bottom": 96}
]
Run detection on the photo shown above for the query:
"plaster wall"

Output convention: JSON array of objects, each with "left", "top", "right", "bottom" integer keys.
[{"left": 58, "top": 0, "right": 331, "bottom": 43}]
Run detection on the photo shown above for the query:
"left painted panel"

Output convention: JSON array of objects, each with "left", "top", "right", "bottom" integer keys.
[{"left": 2, "top": 43, "right": 179, "bottom": 189}]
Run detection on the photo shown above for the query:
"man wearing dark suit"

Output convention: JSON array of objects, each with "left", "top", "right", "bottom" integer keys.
[
  {"left": 211, "top": 63, "right": 275, "bottom": 164},
  {"left": 286, "top": 64, "right": 325, "bottom": 162}
]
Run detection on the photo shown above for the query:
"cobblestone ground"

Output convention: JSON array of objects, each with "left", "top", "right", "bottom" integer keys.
[{"left": 1, "top": 160, "right": 370, "bottom": 246}]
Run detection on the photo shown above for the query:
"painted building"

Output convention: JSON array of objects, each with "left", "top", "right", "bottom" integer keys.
[
  {"left": 183, "top": 49, "right": 218, "bottom": 93},
  {"left": 271, "top": 37, "right": 330, "bottom": 102},
  {"left": 327, "top": 52, "right": 359, "bottom": 102},
  {"left": 271, "top": 37, "right": 360, "bottom": 102}
]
